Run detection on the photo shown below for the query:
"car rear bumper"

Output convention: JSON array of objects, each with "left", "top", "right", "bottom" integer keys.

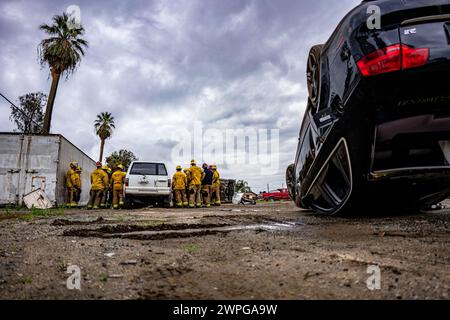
[
  {"left": 125, "top": 187, "right": 171, "bottom": 197},
  {"left": 343, "top": 65, "right": 450, "bottom": 176}
]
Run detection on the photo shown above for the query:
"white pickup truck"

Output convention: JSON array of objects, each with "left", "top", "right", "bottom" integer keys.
[{"left": 124, "top": 161, "right": 172, "bottom": 207}]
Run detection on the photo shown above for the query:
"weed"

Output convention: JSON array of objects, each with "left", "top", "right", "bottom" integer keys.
[
  {"left": 182, "top": 244, "right": 198, "bottom": 254},
  {"left": 56, "top": 260, "right": 68, "bottom": 272},
  {"left": 20, "top": 206, "right": 65, "bottom": 221},
  {"left": 17, "top": 276, "right": 32, "bottom": 284},
  {"left": 99, "top": 273, "right": 108, "bottom": 283}
]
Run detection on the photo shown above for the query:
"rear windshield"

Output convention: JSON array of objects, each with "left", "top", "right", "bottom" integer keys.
[{"left": 129, "top": 163, "right": 167, "bottom": 176}]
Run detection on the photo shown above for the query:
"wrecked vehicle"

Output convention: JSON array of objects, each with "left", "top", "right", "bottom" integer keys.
[
  {"left": 232, "top": 192, "right": 257, "bottom": 205},
  {"left": 220, "top": 179, "right": 236, "bottom": 203},
  {"left": 286, "top": 0, "right": 450, "bottom": 214}
]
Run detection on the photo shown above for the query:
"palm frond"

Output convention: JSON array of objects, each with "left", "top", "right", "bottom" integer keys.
[
  {"left": 38, "top": 12, "right": 88, "bottom": 77},
  {"left": 94, "top": 112, "right": 115, "bottom": 140}
]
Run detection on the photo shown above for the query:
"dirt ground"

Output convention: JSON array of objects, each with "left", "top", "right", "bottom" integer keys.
[{"left": 0, "top": 201, "right": 449, "bottom": 300}]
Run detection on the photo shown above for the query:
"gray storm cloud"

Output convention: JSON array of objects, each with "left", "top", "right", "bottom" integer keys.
[{"left": 0, "top": 0, "right": 361, "bottom": 191}]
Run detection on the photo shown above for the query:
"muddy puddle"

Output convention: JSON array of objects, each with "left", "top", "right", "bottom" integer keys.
[{"left": 62, "top": 220, "right": 301, "bottom": 241}]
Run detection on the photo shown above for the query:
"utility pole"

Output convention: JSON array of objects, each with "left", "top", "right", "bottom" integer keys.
[{"left": 267, "top": 184, "right": 269, "bottom": 192}]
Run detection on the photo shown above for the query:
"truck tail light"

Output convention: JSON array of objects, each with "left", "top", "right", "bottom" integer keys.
[
  {"left": 357, "top": 44, "right": 428, "bottom": 77},
  {"left": 125, "top": 178, "right": 129, "bottom": 187}
]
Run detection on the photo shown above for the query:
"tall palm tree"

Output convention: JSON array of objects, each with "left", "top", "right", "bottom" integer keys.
[
  {"left": 94, "top": 112, "right": 115, "bottom": 163},
  {"left": 38, "top": 13, "right": 88, "bottom": 133}
]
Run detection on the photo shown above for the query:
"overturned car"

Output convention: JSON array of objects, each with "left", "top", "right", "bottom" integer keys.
[{"left": 286, "top": 0, "right": 450, "bottom": 214}]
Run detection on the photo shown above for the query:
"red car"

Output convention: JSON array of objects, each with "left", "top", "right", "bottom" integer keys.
[{"left": 261, "top": 188, "right": 290, "bottom": 201}]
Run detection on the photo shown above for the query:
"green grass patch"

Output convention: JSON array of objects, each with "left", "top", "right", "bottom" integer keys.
[
  {"left": 17, "top": 276, "right": 33, "bottom": 285},
  {"left": 0, "top": 206, "right": 66, "bottom": 221},
  {"left": 181, "top": 243, "right": 199, "bottom": 254},
  {"left": 142, "top": 220, "right": 165, "bottom": 228},
  {"left": 99, "top": 273, "right": 108, "bottom": 283},
  {"left": 21, "top": 206, "right": 65, "bottom": 221}
]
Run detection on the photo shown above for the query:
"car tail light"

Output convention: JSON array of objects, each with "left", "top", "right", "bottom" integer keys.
[
  {"left": 357, "top": 44, "right": 402, "bottom": 76},
  {"left": 168, "top": 179, "right": 171, "bottom": 187},
  {"left": 125, "top": 178, "right": 129, "bottom": 187},
  {"left": 357, "top": 44, "right": 429, "bottom": 77},
  {"left": 401, "top": 45, "right": 429, "bottom": 70}
]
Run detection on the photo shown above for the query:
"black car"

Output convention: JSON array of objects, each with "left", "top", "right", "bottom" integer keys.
[{"left": 286, "top": 0, "right": 450, "bottom": 214}]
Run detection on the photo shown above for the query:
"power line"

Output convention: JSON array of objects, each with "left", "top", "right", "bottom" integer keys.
[
  {"left": 0, "top": 91, "right": 43, "bottom": 127},
  {"left": 0, "top": 92, "right": 17, "bottom": 108}
]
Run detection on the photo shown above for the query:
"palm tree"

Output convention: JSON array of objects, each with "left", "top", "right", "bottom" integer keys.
[
  {"left": 235, "top": 180, "right": 251, "bottom": 193},
  {"left": 94, "top": 112, "right": 115, "bottom": 163},
  {"left": 38, "top": 13, "right": 88, "bottom": 133}
]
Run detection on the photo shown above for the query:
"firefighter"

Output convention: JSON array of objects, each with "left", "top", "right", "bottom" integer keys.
[
  {"left": 188, "top": 160, "right": 205, "bottom": 208},
  {"left": 172, "top": 165, "right": 188, "bottom": 208},
  {"left": 73, "top": 166, "right": 82, "bottom": 207},
  {"left": 66, "top": 162, "right": 78, "bottom": 207},
  {"left": 211, "top": 165, "right": 221, "bottom": 206},
  {"left": 201, "top": 163, "right": 213, "bottom": 208},
  {"left": 100, "top": 165, "right": 112, "bottom": 208},
  {"left": 87, "top": 162, "right": 109, "bottom": 209},
  {"left": 183, "top": 168, "right": 191, "bottom": 207},
  {"left": 111, "top": 164, "right": 126, "bottom": 209}
]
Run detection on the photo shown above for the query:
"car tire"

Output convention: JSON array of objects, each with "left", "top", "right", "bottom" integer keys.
[
  {"left": 123, "top": 196, "right": 133, "bottom": 209},
  {"left": 286, "top": 164, "right": 309, "bottom": 209},
  {"left": 286, "top": 164, "right": 296, "bottom": 200},
  {"left": 163, "top": 195, "right": 172, "bottom": 208},
  {"left": 306, "top": 44, "right": 324, "bottom": 110}
]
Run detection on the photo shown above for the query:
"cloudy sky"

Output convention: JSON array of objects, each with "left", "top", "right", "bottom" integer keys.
[{"left": 0, "top": 0, "right": 361, "bottom": 192}]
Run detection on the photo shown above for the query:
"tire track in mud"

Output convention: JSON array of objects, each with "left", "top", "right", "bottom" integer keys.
[
  {"left": 60, "top": 216, "right": 302, "bottom": 241},
  {"left": 52, "top": 217, "right": 107, "bottom": 226}
]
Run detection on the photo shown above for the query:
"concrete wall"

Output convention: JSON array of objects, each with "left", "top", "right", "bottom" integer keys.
[{"left": 0, "top": 133, "right": 95, "bottom": 207}]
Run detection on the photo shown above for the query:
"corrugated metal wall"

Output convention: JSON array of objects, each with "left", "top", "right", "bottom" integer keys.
[
  {"left": 0, "top": 134, "right": 28, "bottom": 204},
  {"left": 56, "top": 136, "right": 96, "bottom": 205},
  {"left": 0, "top": 133, "right": 96, "bottom": 207},
  {"left": 0, "top": 134, "right": 59, "bottom": 205}
]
